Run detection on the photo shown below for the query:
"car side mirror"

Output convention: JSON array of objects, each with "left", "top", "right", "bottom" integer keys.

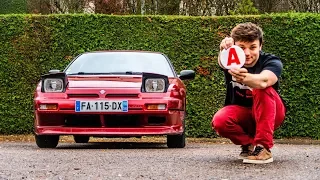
[
  {"left": 49, "top": 69, "right": 61, "bottom": 74},
  {"left": 179, "top": 70, "right": 195, "bottom": 80}
]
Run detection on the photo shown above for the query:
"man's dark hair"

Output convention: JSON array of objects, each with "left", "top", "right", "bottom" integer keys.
[{"left": 231, "top": 22, "right": 263, "bottom": 46}]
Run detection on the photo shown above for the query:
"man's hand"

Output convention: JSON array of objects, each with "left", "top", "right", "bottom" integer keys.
[
  {"left": 218, "top": 37, "right": 235, "bottom": 68},
  {"left": 229, "top": 68, "right": 275, "bottom": 89},
  {"left": 228, "top": 68, "right": 248, "bottom": 82},
  {"left": 220, "top": 37, "right": 234, "bottom": 51}
]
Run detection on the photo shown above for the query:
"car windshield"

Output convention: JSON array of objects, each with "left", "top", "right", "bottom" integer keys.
[{"left": 64, "top": 52, "right": 175, "bottom": 77}]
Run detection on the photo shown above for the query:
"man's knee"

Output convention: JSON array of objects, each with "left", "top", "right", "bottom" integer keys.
[
  {"left": 253, "top": 86, "right": 275, "bottom": 97},
  {"left": 212, "top": 113, "right": 226, "bottom": 133}
]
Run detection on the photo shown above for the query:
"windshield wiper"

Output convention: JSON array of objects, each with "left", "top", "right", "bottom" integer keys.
[
  {"left": 67, "top": 72, "right": 86, "bottom": 75},
  {"left": 67, "top": 72, "right": 114, "bottom": 75},
  {"left": 124, "top": 71, "right": 142, "bottom": 75}
]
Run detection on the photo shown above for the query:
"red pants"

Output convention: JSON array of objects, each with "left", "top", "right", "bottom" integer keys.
[{"left": 212, "top": 87, "right": 286, "bottom": 149}]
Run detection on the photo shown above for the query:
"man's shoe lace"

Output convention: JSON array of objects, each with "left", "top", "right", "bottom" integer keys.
[{"left": 251, "top": 146, "right": 264, "bottom": 156}]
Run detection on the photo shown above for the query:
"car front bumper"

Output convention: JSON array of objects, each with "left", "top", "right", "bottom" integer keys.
[{"left": 34, "top": 98, "right": 185, "bottom": 136}]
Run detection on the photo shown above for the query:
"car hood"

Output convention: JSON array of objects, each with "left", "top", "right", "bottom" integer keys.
[{"left": 68, "top": 79, "right": 142, "bottom": 88}]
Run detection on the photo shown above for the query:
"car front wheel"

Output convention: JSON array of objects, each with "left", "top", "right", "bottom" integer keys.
[
  {"left": 35, "top": 135, "right": 59, "bottom": 148},
  {"left": 167, "top": 132, "right": 186, "bottom": 148},
  {"left": 73, "top": 135, "right": 90, "bottom": 143}
]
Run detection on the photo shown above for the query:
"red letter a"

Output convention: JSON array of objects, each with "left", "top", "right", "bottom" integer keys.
[{"left": 227, "top": 48, "right": 240, "bottom": 66}]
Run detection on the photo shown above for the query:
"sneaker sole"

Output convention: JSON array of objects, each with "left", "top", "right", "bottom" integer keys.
[{"left": 243, "top": 157, "right": 273, "bottom": 164}]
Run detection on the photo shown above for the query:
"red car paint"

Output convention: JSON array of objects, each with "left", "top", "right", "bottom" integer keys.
[
  {"left": 33, "top": 51, "right": 194, "bottom": 148},
  {"left": 34, "top": 77, "right": 186, "bottom": 135}
]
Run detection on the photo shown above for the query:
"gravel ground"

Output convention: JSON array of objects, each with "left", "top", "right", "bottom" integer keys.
[{"left": 0, "top": 136, "right": 319, "bottom": 180}]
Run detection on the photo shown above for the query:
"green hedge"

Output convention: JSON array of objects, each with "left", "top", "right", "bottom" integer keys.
[
  {"left": 0, "top": 0, "right": 27, "bottom": 14},
  {"left": 0, "top": 13, "right": 319, "bottom": 139}
]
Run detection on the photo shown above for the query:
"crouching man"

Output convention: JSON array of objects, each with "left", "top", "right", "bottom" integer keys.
[{"left": 212, "top": 22, "right": 286, "bottom": 164}]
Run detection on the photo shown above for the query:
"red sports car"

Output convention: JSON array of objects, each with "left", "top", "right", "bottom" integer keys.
[{"left": 34, "top": 51, "right": 195, "bottom": 148}]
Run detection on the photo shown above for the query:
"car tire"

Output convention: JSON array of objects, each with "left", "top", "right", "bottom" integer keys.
[
  {"left": 35, "top": 135, "right": 59, "bottom": 148},
  {"left": 167, "top": 132, "right": 186, "bottom": 148},
  {"left": 73, "top": 135, "right": 90, "bottom": 143}
]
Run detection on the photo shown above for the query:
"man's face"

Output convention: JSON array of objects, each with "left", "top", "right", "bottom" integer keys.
[{"left": 235, "top": 39, "right": 261, "bottom": 67}]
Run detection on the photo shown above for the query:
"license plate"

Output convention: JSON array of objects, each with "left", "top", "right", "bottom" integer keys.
[{"left": 75, "top": 100, "right": 128, "bottom": 112}]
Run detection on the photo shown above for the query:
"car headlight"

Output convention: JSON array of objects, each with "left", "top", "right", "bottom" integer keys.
[
  {"left": 41, "top": 72, "right": 67, "bottom": 93},
  {"left": 141, "top": 73, "right": 169, "bottom": 93},
  {"left": 43, "top": 79, "right": 64, "bottom": 92},
  {"left": 145, "top": 79, "right": 165, "bottom": 92}
]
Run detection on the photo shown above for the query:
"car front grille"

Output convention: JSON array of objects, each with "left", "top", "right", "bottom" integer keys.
[
  {"left": 105, "top": 94, "right": 139, "bottom": 98},
  {"left": 67, "top": 94, "right": 99, "bottom": 98},
  {"left": 104, "top": 115, "right": 141, "bottom": 127},
  {"left": 38, "top": 114, "right": 167, "bottom": 128},
  {"left": 65, "top": 114, "right": 101, "bottom": 127}
]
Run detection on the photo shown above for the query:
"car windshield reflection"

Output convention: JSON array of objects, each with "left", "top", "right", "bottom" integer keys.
[{"left": 65, "top": 52, "right": 175, "bottom": 77}]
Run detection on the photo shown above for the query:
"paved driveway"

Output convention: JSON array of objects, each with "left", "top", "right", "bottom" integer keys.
[{"left": 0, "top": 137, "right": 319, "bottom": 180}]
